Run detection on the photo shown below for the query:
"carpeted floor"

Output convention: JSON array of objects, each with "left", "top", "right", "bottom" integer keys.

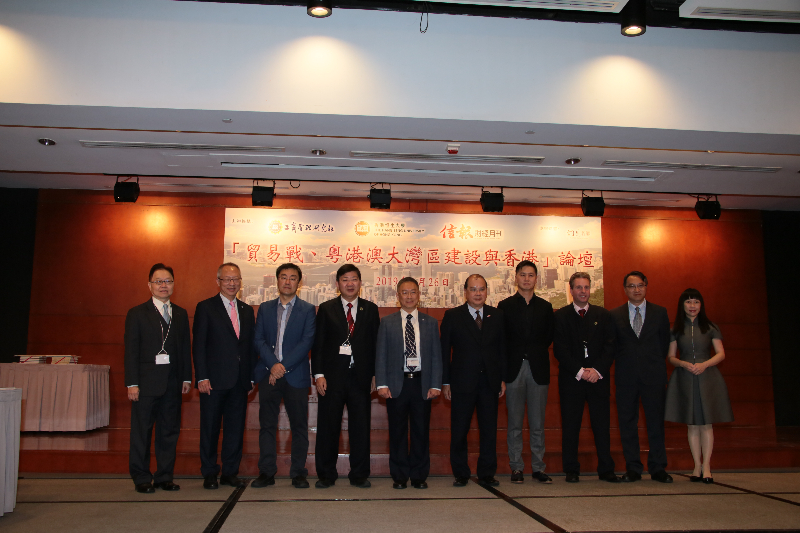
[{"left": 3, "top": 472, "right": 800, "bottom": 532}]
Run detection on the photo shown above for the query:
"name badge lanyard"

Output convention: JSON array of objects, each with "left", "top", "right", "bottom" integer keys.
[
  {"left": 341, "top": 327, "right": 354, "bottom": 367},
  {"left": 158, "top": 314, "right": 172, "bottom": 356}
]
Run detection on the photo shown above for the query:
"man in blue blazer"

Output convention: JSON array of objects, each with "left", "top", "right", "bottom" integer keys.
[
  {"left": 252, "top": 263, "right": 316, "bottom": 488},
  {"left": 376, "top": 277, "right": 442, "bottom": 489}
]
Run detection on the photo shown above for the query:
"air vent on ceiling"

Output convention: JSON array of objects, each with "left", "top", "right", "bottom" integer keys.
[
  {"left": 688, "top": 7, "right": 800, "bottom": 22},
  {"left": 350, "top": 151, "right": 545, "bottom": 164},
  {"left": 411, "top": 0, "right": 626, "bottom": 12},
  {"left": 603, "top": 160, "right": 781, "bottom": 173},
  {"left": 80, "top": 140, "right": 285, "bottom": 152}
]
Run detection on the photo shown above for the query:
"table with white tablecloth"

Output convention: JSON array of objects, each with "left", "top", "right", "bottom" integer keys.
[
  {"left": 0, "top": 364, "right": 110, "bottom": 432},
  {"left": 0, "top": 388, "right": 21, "bottom": 516}
]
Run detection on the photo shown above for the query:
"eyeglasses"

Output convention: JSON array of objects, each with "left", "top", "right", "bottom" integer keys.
[
  {"left": 625, "top": 284, "right": 646, "bottom": 290},
  {"left": 150, "top": 280, "right": 174, "bottom": 286},
  {"left": 218, "top": 277, "right": 242, "bottom": 284}
]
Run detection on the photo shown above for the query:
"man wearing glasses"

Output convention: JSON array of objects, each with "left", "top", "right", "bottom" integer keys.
[
  {"left": 192, "top": 262, "right": 256, "bottom": 489},
  {"left": 124, "top": 263, "right": 192, "bottom": 494},
  {"left": 611, "top": 271, "right": 673, "bottom": 483}
]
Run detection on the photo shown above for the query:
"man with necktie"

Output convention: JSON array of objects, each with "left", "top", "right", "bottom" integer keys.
[
  {"left": 553, "top": 272, "right": 618, "bottom": 483},
  {"left": 611, "top": 270, "right": 673, "bottom": 483},
  {"left": 312, "top": 264, "right": 380, "bottom": 488},
  {"left": 192, "top": 262, "right": 256, "bottom": 489},
  {"left": 124, "top": 263, "right": 192, "bottom": 494},
  {"left": 252, "top": 263, "right": 316, "bottom": 489},
  {"left": 376, "top": 277, "right": 442, "bottom": 489}
]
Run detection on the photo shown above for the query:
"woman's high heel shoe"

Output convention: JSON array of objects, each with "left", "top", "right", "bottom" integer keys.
[
  {"left": 702, "top": 477, "right": 714, "bottom": 484},
  {"left": 689, "top": 471, "right": 703, "bottom": 482}
]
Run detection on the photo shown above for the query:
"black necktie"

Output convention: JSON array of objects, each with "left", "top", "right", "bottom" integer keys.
[{"left": 404, "top": 314, "right": 417, "bottom": 372}]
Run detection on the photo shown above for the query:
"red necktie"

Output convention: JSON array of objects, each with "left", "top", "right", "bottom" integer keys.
[
  {"left": 578, "top": 309, "right": 586, "bottom": 318},
  {"left": 346, "top": 303, "right": 354, "bottom": 334}
]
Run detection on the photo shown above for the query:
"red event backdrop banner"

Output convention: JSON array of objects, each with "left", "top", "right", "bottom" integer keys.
[{"left": 224, "top": 208, "right": 603, "bottom": 309}]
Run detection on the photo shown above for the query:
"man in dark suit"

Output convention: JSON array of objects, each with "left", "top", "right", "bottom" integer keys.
[
  {"left": 554, "top": 272, "right": 619, "bottom": 483},
  {"left": 252, "top": 263, "right": 316, "bottom": 489},
  {"left": 376, "top": 277, "right": 442, "bottom": 490},
  {"left": 312, "top": 264, "right": 380, "bottom": 488},
  {"left": 441, "top": 274, "right": 506, "bottom": 487},
  {"left": 193, "top": 262, "right": 256, "bottom": 490},
  {"left": 124, "top": 263, "right": 192, "bottom": 494},
  {"left": 498, "top": 260, "right": 554, "bottom": 484},
  {"left": 611, "top": 270, "right": 673, "bottom": 483}
]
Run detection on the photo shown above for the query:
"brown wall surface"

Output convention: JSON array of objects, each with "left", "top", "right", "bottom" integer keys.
[{"left": 26, "top": 190, "right": 770, "bottom": 431}]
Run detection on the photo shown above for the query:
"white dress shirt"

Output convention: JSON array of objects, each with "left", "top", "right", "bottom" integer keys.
[{"left": 628, "top": 299, "right": 647, "bottom": 328}]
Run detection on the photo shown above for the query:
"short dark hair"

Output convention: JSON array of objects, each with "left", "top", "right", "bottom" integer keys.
[
  {"left": 276, "top": 263, "right": 302, "bottom": 281},
  {"left": 336, "top": 263, "right": 361, "bottom": 281},
  {"left": 464, "top": 273, "right": 487, "bottom": 290},
  {"left": 217, "top": 262, "right": 241, "bottom": 277},
  {"left": 149, "top": 263, "right": 174, "bottom": 281},
  {"left": 623, "top": 271, "right": 648, "bottom": 287},
  {"left": 396, "top": 277, "right": 419, "bottom": 291},
  {"left": 515, "top": 260, "right": 538, "bottom": 275},
  {"left": 569, "top": 272, "right": 591, "bottom": 289}
]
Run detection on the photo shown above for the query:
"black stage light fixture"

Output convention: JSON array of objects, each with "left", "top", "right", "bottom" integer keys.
[
  {"left": 621, "top": 0, "right": 646, "bottom": 37},
  {"left": 581, "top": 191, "right": 605, "bottom": 217},
  {"left": 480, "top": 188, "right": 504, "bottom": 213},
  {"left": 307, "top": 0, "right": 332, "bottom": 18},
  {"left": 369, "top": 185, "right": 392, "bottom": 209},
  {"left": 252, "top": 180, "right": 275, "bottom": 207},
  {"left": 695, "top": 195, "right": 721, "bottom": 220},
  {"left": 114, "top": 176, "right": 140, "bottom": 203}
]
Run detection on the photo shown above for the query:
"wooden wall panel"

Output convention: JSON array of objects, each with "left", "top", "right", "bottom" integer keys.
[{"left": 26, "top": 190, "right": 771, "bottom": 439}]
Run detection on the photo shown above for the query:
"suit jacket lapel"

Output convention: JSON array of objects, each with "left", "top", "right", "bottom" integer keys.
[
  {"left": 147, "top": 300, "right": 164, "bottom": 333},
  {"left": 215, "top": 295, "right": 239, "bottom": 339},
  {"left": 462, "top": 304, "right": 482, "bottom": 343}
]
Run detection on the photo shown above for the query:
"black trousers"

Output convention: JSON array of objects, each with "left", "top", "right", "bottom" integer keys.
[
  {"left": 199, "top": 382, "right": 248, "bottom": 477},
  {"left": 616, "top": 379, "right": 668, "bottom": 474},
  {"left": 315, "top": 370, "right": 371, "bottom": 481},
  {"left": 386, "top": 375, "right": 432, "bottom": 483},
  {"left": 258, "top": 376, "right": 309, "bottom": 478},
  {"left": 559, "top": 377, "right": 615, "bottom": 474},
  {"left": 450, "top": 372, "right": 498, "bottom": 479},
  {"left": 129, "top": 370, "right": 181, "bottom": 485}
]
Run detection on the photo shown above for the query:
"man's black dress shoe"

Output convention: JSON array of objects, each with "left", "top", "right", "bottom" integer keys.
[
  {"left": 154, "top": 481, "right": 180, "bottom": 491},
  {"left": 598, "top": 472, "right": 620, "bottom": 483},
  {"left": 702, "top": 477, "right": 714, "bottom": 484},
  {"left": 651, "top": 470, "right": 673, "bottom": 483},
  {"left": 620, "top": 470, "right": 642, "bottom": 482},
  {"left": 292, "top": 476, "right": 310, "bottom": 488},
  {"left": 453, "top": 477, "right": 469, "bottom": 487},
  {"left": 479, "top": 476, "right": 499, "bottom": 486},
  {"left": 565, "top": 472, "right": 579, "bottom": 483},
  {"left": 392, "top": 481, "right": 407, "bottom": 489},
  {"left": 315, "top": 478, "right": 335, "bottom": 489},
  {"left": 220, "top": 475, "right": 246, "bottom": 488},
  {"left": 203, "top": 475, "right": 219, "bottom": 490},
  {"left": 411, "top": 480, "right": 428, "bottom": 489},
  {"left": 135, "top": 482, "right": 155, "bottom": 494},
  {"left": 350, "top": 478, "right": 371, "bottom": 488},
  {"left": 531, "top": 471, "right": 552, "bottom": 484},
  {"left": 251, "top": 473, "right": 275, "bottom": 488}
]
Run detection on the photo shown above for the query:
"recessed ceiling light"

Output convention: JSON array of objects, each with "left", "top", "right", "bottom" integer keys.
[
  {"left": 525, "top": 130, "right": 535, "bottom": 134},
  {"left": 565, "top": 158, "right": 581, "bottom": 165},
  {"left": 222, "top": 118, "right": 233, "bottom": 123},
  {"left": 310, "top": 149, "right": 326, "bottom": 155},
  {"left": 38, "top": 138, "right": 56, "bottom": 146}
]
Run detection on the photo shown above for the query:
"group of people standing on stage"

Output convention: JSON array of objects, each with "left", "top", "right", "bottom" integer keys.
[{"left": 123, "top": 259, "right": 732, "bottom": 494}]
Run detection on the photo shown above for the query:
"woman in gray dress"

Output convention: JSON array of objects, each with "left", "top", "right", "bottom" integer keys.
[{"left": 665, "top": 288, "right": 733, "bottom": 484}]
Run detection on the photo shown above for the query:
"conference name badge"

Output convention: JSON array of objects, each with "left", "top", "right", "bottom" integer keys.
[
  {"left": 156, "top": 350, "right": 170, "bottom": 365},
  {"left": 340, "top": 345, "right": 352, "bottom": 355}
]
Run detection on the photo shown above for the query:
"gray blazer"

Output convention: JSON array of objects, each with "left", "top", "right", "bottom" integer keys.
[{"left": 375, "top": 310, "right": 443, "bottom": 400}]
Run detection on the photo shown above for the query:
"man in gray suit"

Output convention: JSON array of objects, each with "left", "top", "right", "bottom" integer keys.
[{"left": 376, "top": 277, "right": 442, "bottom": 489}]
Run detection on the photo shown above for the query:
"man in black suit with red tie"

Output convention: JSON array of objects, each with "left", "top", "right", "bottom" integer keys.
[
  {"left": 611, "top": 270, "right": 673, "bottom": 483},
  {"left": 312, "top": 264, "right": 380, "bottom": 488},
  {"left": 192, "top": 262, "right": 256, "bottom": 489},
  {"left": 441, "top": 274, "right": 506, "bottom": 487},
  {"left": 124, "top": 263, "right": 192, "bottom": 494},
  {"left": 554, "top": 272, "right": 618, "bottom": 483}
]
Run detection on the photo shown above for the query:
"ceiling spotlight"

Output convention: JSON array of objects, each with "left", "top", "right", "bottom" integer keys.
[
  {"left": 694, "top": 195, "right": 721, "bottom": 220},
  {"left": 369, "top": 184, "right": 391, "bottom": 209},
  {"left": 38, "top": 138, "right": 56, "bottom": 146},
  {"left": 480, "top": 188, "right": 504, "bottom": 213},
  {"left": 581, "top": 191, "right": 605, "bottom": 217},
  {"left": 307, "top": 0, "right": 332, "bottom": 17},
  {"left": 565, "top": 157, "right": 581, "bottom": 165},
  {"left": 310, "top": 149, "right": 327, "bottom": 155},
  {"left": 252, "top": 180, "right": 275, "bottom": 207},
  {"left": 621, "top": 0, "right": 646, "bottom": 36},
  {"left": 114, "top": 176, "right": 140, "bottom": 203}
]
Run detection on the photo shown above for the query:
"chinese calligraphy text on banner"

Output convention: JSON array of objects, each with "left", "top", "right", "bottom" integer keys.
[{"left": 224, "top": 209, "right": 603, "bottom": 309}]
